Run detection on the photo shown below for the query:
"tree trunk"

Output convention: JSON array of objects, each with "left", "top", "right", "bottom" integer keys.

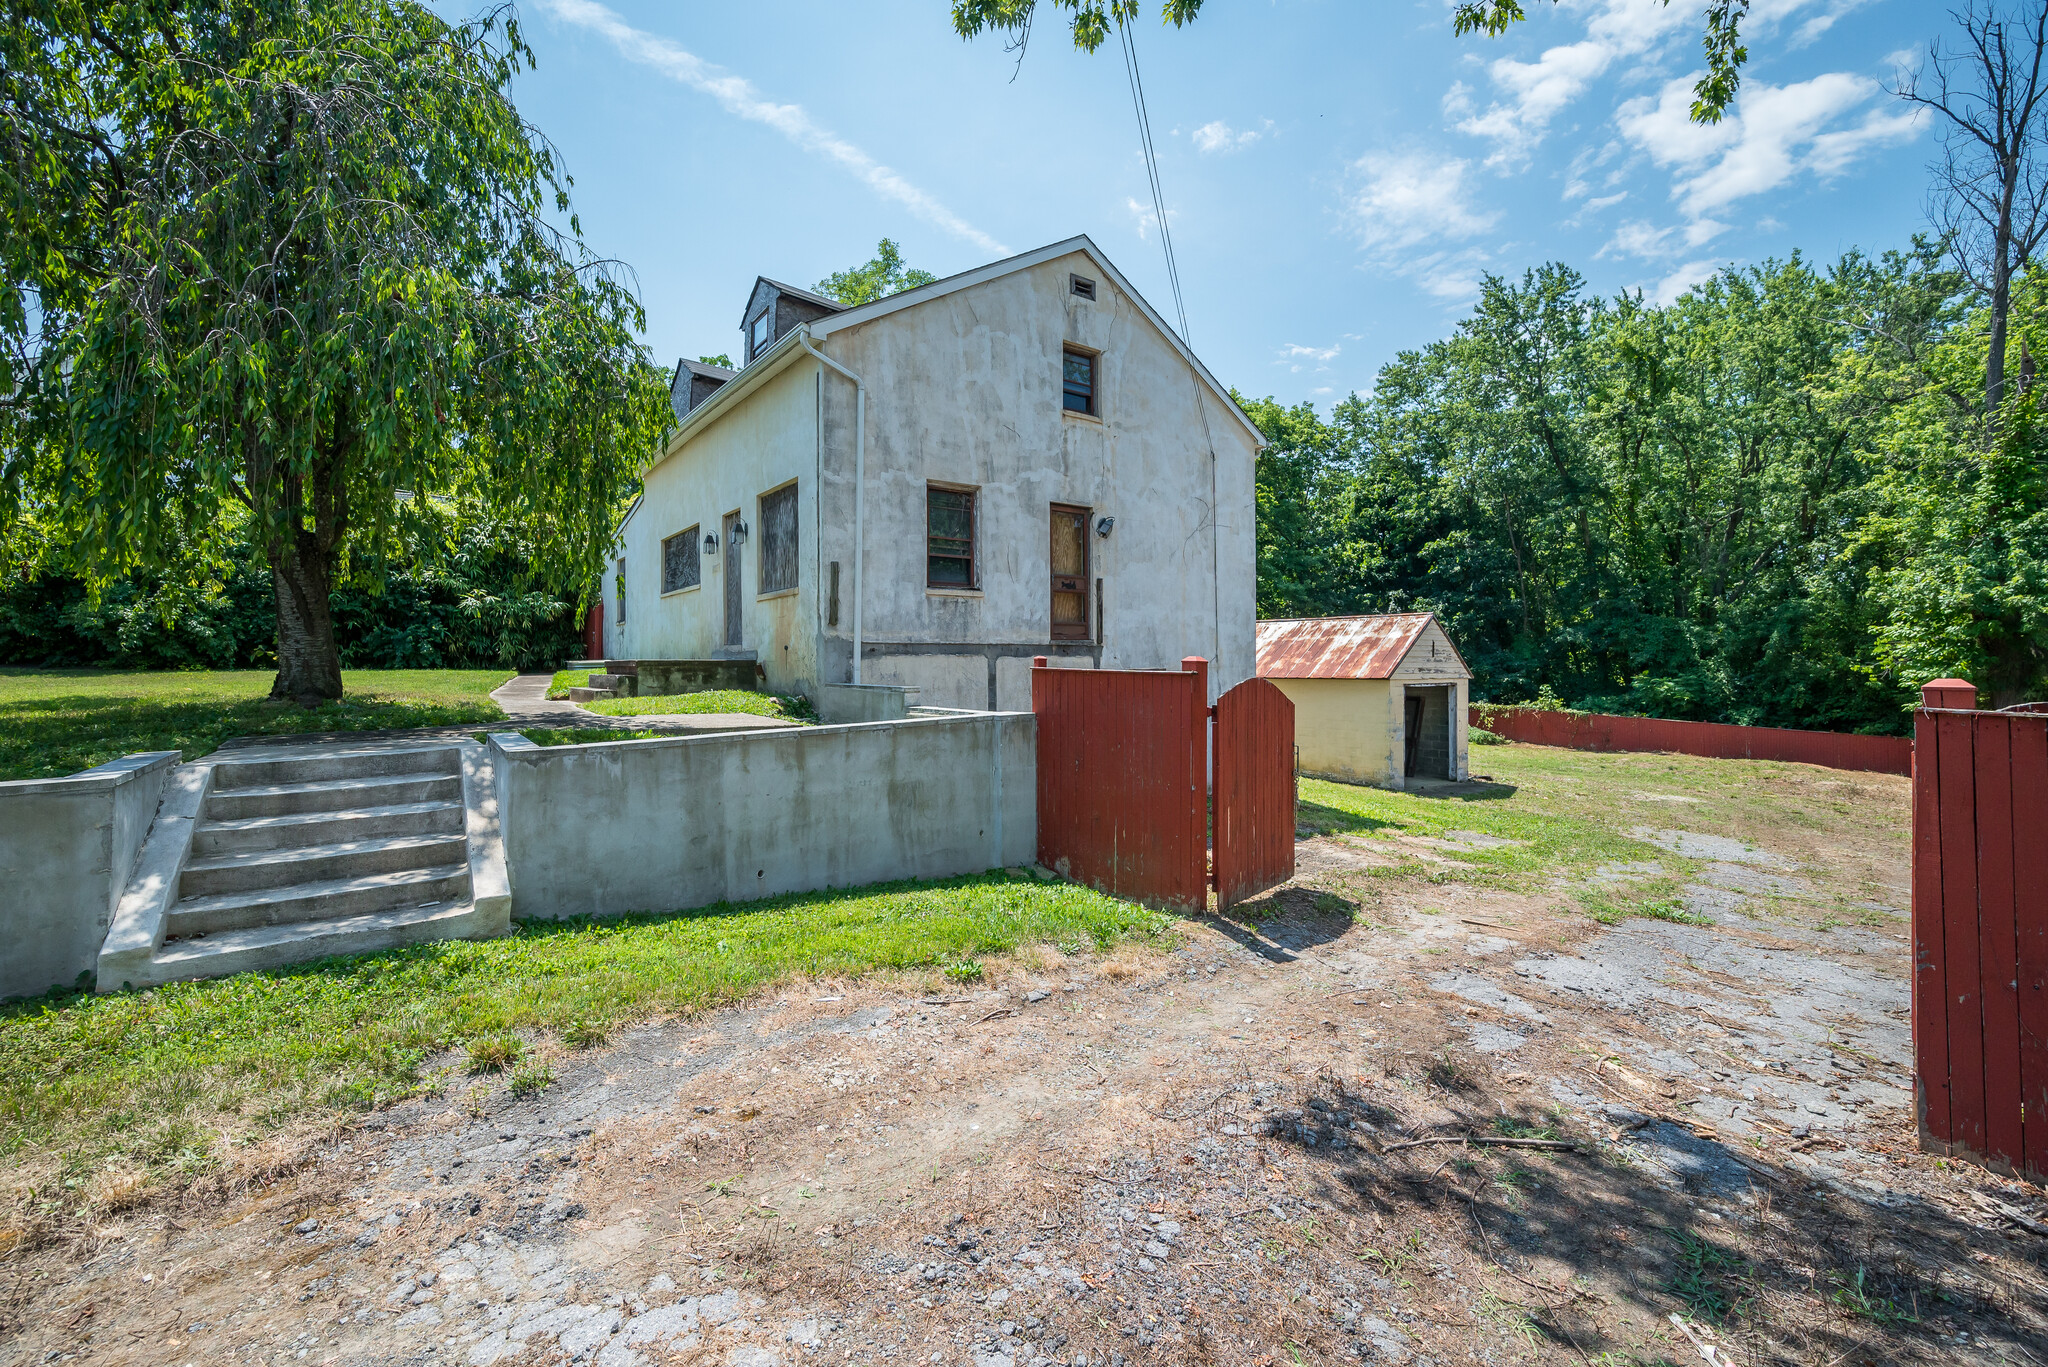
[
  {"left": 269, "top": 536, "right": 343, "bottom": 704},
  {"left": 1989, "top": 250, "right": 2012, "bottom": 416}
]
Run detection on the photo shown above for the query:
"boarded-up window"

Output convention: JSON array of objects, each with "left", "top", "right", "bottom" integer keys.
[
  {"left": 928, "top": 486, "right": 975, "bottom": 587},
  {"left": 759, "top": 484, "right": 798, "bottom": 594},
  {"left": 1051, "top": 504, "right": 1089, "bottom": 639},
  {"left": 662, "top": 525, "right": 700, "bottom": 593}
]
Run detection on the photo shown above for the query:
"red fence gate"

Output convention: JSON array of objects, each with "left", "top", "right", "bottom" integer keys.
[
  {"left": 1913, "top": 678, "right": 2048, "bottom": 1183},
  {"left": 1032, "top": 657, "right": 1208, "bottom": 910},
  {"left": 1214, "top": 676, "right": 1296, "bottom": 911},
  {"left": 1032, "top": 658, "right": 1294, "bottom": 913}
]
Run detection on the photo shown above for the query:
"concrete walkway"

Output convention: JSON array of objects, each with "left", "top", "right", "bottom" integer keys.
[
  {"left": 487, "top": 673, "right": 798, "bottom": 735},
  {"left": 213, "top": 675, "right": 798, "bottom": 754}
]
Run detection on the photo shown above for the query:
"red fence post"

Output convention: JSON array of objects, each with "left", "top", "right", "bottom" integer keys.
[
  {"left": 2013, "top": 715, "right": 2048, "bottom": 1181},
  {"left": 1183, "top": 657, "right": 1209, "bottom": 902},
  {"left": 1913, "top": 690, "right": 1951, "bottom": 1149},
  {"left": 1974, "top": 713, "right": 2024, "bottom": 1171}
]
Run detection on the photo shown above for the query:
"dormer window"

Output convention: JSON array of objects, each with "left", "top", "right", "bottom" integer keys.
[{"left": 749, "top": 311, "right": 771, "bottom": 360}]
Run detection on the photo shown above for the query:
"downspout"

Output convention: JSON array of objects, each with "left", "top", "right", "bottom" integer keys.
[{"left": 797, "top": 331, "right": 866, "bottom": 684}]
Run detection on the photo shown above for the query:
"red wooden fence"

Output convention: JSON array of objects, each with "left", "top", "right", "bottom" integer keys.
[
  {"left": 1032, "top": 657, "right": 1208, "bottom": 911},
  {"left": 1913, "top": 678, "right": 2048, "bottom": 1183},
  {"left": 1214, "top": 677, "right": 1296, "bottom": 912},
  {"left": 1471, "top": 705, "right": 1911, "bottom": 776}
]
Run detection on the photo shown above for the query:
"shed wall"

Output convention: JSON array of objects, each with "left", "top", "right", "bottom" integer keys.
[{"left": 1270, "top": 677, "right": 1400, "bottom": 787}]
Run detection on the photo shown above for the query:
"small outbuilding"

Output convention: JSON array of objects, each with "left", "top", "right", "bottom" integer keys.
[{"left": 1255, "top": 613, "right": 1473, "bottom": 788}]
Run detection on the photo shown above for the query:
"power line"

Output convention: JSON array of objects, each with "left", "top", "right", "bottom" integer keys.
[{"left": 1118, "top": 18, "right": 1189, "bottom": 345}]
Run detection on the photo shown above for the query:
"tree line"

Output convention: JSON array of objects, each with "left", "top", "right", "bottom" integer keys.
[{"left": 1244, "top": 240, "right": 2046, "bottom": 732}]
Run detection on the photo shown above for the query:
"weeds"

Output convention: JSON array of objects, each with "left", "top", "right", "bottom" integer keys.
[
  {"left": 943, "top": 958, "right": 985, "bottom": 984},
  {"left": 1663, "top": 1228, "right": 1752, "bottom": 1324},
  {"left": 1829, "top": 1264, "right": 1921, "bottom": 1326},
  {"left": 466, "top": 1035, "right": 521, "bottom": 1074},
  {"left": 506, "top": 1059, "right": 554, "bottom": 1098}
]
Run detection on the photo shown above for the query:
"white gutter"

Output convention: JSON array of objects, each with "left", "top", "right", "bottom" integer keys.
[{"left": 796, "top": 331, "right": 867, "bottom": 684}]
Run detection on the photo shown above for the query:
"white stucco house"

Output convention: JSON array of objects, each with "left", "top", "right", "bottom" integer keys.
[{"left": 597, "top": 235, "right": 1263, "bottom": 710}]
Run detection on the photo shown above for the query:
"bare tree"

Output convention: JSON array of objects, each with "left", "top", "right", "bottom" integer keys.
[{"left": 1901, "top": 0, "right": 2048, "bottom": 416}]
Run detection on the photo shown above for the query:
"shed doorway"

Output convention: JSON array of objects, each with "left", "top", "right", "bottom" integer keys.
[{"left": 1404, "top": 685, "right": 1454, "bottom": 781}]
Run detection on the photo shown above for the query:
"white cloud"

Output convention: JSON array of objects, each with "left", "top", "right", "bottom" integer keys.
[
  {"left": 1650, "top": 258, "right": 1724, "bottom": 304},
  {"left": 1125, "top": 196, "right": 1180, "bottom": 241},
  {"left": 1600, "top": 215, "right": 1727, "bottom": 259},
  {"left": 1192, "top": 120, "right": 1262, "bottom": 154},
  {"left": 1345, "top": 152, "right": 1500, "bottom": 251},
  {"left": 1617, "top": 72, "right": 1921, "bottom": 219},
  {"left": 539, "top": 0, "right": 1008, "bottom": 255},
  {"left": 1277, "top": 342, "right": 1341, "bottom": 372},
  {"left": 1453, "top": 0, "right": 1691, "bottom": 167},
  {"left": 1584, "top": 191, "right": 1628, "bottom": 210}
]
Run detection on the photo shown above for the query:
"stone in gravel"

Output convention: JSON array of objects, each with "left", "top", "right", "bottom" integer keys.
[
  {"left": 1428, "top": 972, "right": 1547, "bottom": 1021},
  {"left": 1026, "top": 990, "right": 1049, "bottom": 1003},
  {"left": 1142, "top": 1240, "right": 1170, "bottom": 1259},
  {"left": 1360, "top": 1315, "right": 1412, "bottom": 1362},
  {"left": 293, "top": 1219, "right": 319, "bottom": 1235}
]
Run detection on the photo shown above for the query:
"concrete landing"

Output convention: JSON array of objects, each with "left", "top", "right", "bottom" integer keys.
[{"left": 487, "top": 674, "right": 798, "bottom": 736}]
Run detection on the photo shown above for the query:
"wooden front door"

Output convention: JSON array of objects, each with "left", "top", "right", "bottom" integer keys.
[
  {"left": 723, "top": 511, "right": 744, "bottom": 649},
  {"left": 1050, "top": 504, "right": 1090, "bottom": 641},
  {"left": 1403, "top": 692, "right": 1424, "bottom": 777}
]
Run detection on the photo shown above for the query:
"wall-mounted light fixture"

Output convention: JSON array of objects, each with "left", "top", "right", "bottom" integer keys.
[
  {"left": 1095, "top": 515, "right": 1115, "bottom": 538},
  {"left": 704, "top": 532, "right": 718, "bottom": 556},
  {"left": 730, "top": 519, "right": 750, "bottom": 547}
]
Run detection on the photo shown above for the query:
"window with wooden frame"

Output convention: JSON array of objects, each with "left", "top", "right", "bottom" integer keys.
[
  {"left": 661, "top": 525, "right": 701, "bottom": 593},
  {"left": 1061, "top": 348, "right": 1096, "bottom": 415},
  {"left": 758, "top": 484, "right": 798, "bottom": 594},
  {"left": 927, "top": 486, "right": 976, "bottom": 588},
  {"left": 1050, "top": 504, "right": 1090, "bottom": 639},
  {"left": 748, "top": 311, "right": 771, "bottom": 361},
  {"left": 615, "top": 557, "right": 626, "bottom": 623}
]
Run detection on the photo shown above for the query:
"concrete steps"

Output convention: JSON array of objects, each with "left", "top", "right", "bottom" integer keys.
[{"left": 98, "top": 740, "right": 511, "bottom": 990}]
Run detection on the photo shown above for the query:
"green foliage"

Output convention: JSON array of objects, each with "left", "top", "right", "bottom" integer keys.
[
  {"left": 814, "top": 239, "right": 938, "bottom": 307},
  {"left": 0, "top": 873, "right": 1169, "bottom": 1205},
  {"left": 0, "top": 1, "right": 668, "bottom": 697},
  {"left": 1245, "top": 245, "right": 1975, "bottom": 731},
  {"left": 1854, "top": 271, "right": 2048, "bottom": 706},
  {"left": 1, "top": 507, "right": 588, "bottom": 673},
  {"left": 697, "top": 354, "right": 735, "bottom": 369},
  {"left": 547, "top": 669, "right": 595, "bottom": 699},
  {"left": 952, "top": 0, "right": 1744, "bottom": 121}
]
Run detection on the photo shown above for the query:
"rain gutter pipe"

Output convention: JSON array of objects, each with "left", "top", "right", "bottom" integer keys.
[{"left": 797, "top": 331, "right": 866, "bottom": 683}]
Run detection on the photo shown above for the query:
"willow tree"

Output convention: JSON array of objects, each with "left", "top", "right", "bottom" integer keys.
[{"left": 0, "top": 1, "right": 668, "bottom": 701}]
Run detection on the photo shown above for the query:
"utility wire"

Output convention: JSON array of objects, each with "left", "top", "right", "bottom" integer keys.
[{"left": 1118, "top": 18, "right": 1189, "bottom": 344}]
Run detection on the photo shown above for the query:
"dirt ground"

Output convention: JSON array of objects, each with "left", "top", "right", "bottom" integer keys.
[{"left": 5, "top": 752, "right": 2048, "bottom": 1367}]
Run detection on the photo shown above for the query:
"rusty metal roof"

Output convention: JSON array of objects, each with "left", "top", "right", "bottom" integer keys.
[{"left": 1255, "top": 613, "right": 1466, "bottom": 680}]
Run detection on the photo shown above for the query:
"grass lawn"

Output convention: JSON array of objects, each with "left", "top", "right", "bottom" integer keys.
[
  {"left": 0, "top": 669, "right": 513, "bottom": 781},
  {"left": 0, "top": 874, "right": 1165, "bottom": 1220},
  {"left": 582, "top": 689, "right": 814, "bottom": 722},
  {"left": 1292, "top": 739, "right": 1906, "bottom": 927}
]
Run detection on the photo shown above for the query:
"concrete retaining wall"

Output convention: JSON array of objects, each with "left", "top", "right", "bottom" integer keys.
[
  {"left": 0, "top": 751, "right": 178, "bottom": 1001},
  {"left": 488, "top": 712, "right": 1034, "bottom": 920},
  {"left": 815, "top": 683, "right": 918, "bottom": 725}
]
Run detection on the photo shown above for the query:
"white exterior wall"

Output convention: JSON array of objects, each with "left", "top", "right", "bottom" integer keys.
[
  {"left": 813, "top": 250, "right": 1258, "bottom": 709},
  {"left": 612, "top": 360, "right": 822, "bottom": 695},
  {"left": 1390, "top": 620, "right": 1470, "bottom": 783}
]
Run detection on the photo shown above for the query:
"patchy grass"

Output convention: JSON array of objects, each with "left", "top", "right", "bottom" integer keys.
[
  {"left": 0, "top": 873, "right": 1167, "bottom": 1219},
  {"left": 582, "top": 689, "right": 812, "bottom": 723},
  {"left": 546, "top": 668, "right": 594, "bottom": 700},
  {"left": 1295, "top": 743, "right": 1908, "bottom": 929},
  {"left": 0, "top": 669, "right": 512, "bottom": 781}
]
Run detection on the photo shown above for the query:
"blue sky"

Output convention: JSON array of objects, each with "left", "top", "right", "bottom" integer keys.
[{"left": 500, "top": 0, "right": 1942, "bottom": 409}]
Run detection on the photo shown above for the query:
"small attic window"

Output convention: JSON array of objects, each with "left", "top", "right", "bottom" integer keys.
[
  {"left": 1070, "top": 274, "right": 1096, "bottom": 300},
  {"left": 749, "top": 311, "right": 770, "bottom": 360}
]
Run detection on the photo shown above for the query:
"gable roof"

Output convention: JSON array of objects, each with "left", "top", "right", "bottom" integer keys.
[
  {"left": 1256, "top": 614, "right": 1470, "bottom": 680},
  {"left": 742, "top": 276, "right": 846, "bottom": 325},
  {"left": 673, "top": 358, "right": 737, "bottom": 386},
  {"left": 809, "top": 234, "right": 1263, "bottom": 447}
]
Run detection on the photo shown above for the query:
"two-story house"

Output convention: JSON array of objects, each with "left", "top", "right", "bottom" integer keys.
[{"left": 599, "top": 234, "right": 1262, "bottom": 710}]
